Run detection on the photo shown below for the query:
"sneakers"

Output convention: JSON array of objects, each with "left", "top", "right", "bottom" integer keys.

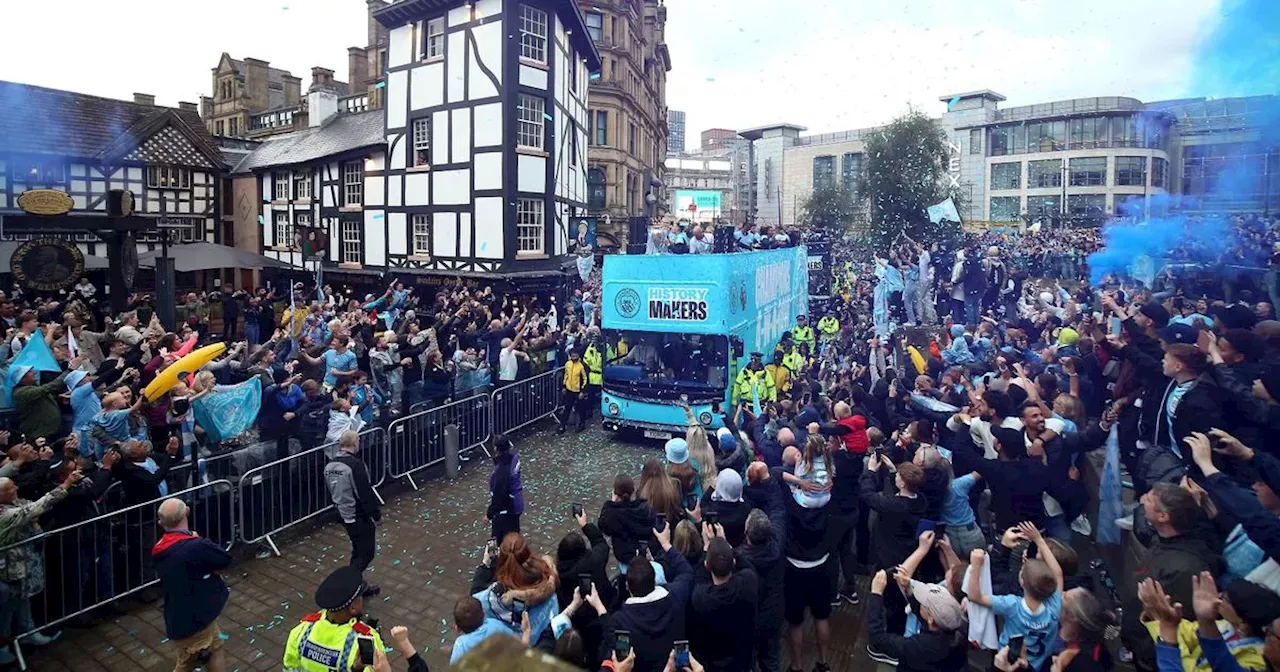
[
  {"left": 1116, "top": 515, "right": 1134, "bottom": 531},
  {"left": 24, "top": 631, "right": 60, "bottom": 646},
  {"left": 839, "top": 588, "right": 860, "bottom": 605},
  {"left": 867, "top": 645, "right": 899, "bottom": 666},
  {"left": 1071, "top": 514, "right": 1093, "bottom": 536}
]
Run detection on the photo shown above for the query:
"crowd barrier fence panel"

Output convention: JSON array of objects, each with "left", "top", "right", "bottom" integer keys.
[
  {"left": 490, "top": 368, "right": 564, "bottom": 437},
  {"left": 387, "top": 395, "right": 492, "bottom": 489},
  {"left": 236, "top": 427, "right": 385, "bottom": 557},
  {"left": 8, "top": 480, "right": 235, "bottom": 671}
]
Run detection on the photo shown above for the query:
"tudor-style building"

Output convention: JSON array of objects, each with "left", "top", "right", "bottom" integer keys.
[
  {"left": 370, "top": 0, "right": 601, "bottom": 279},
  {"left": 0, "top": 82, "right": 225, "bottom": 260}
]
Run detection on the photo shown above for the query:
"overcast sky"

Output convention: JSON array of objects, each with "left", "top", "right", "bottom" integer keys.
[{"left": 0, "top": 0, "right": 1237, "bottom": 150}]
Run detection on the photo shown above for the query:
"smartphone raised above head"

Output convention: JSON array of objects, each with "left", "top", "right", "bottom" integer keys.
[{"left": 572, "top": 502, "right": 584, "bottom": 518}]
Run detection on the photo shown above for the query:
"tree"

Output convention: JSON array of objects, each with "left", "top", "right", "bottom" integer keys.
[
  {"left": 858, "top": 108, "right": 965, "bottom": 245},
  {"left": 799, "top": 186, "right": 859, "bottom": 232}
]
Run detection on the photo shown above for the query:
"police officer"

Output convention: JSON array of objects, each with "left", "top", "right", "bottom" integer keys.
[
  {"left": 284, "top": 566, "right": 384, "bottom": 671},
  {"left": 782, "top": 341, "right": 805, "bottom": 375},
  {"left": 818, "top": 312, "right": 840, "bottom": 343},
  {"left": 583, "top": 334, "right": 603, "bottom": 409},
  {"left": 792, "top": 315, "right": 815, "bottom": 355},
  {"left": 734, "top": 352, "right": 777, "bottom": 405}
]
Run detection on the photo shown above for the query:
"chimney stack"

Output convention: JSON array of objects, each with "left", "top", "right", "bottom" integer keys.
[
  {"left": 348, "top": 47, "right": 369, "bottom": 94},
  {"left": 133, "top": 93, "right": 156, "bottom": 106},
  {"left": 308, "top": 67, "right": 339, "bottom": 128},
  {"left": 178, "top": 101, "right": 198, "bottom": 112}
]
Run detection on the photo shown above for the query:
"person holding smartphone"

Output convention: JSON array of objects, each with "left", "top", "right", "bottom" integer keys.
[
  {"left": 284, "top": 566, "right": 385, "bottom": 672},
  {"left": 552, "top": 502, "right": 614, "bottom": 656}
]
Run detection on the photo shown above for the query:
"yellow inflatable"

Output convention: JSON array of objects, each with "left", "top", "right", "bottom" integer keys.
[
  {"left": 142, "top": 342, "right": 226, "bottom": 402},
  {"left": 906, "top": 345, "right": 927, "bottom": 378}
]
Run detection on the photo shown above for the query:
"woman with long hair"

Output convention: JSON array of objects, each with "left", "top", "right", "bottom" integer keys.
[
  {"left": 638, "top": 458, "right": 683, "bottom": 524},
  {"left": 470, "top": 532, "right": 560, "bottom": 642},
  {"left": 1049, "top": 587, "right": 1117, "bottom": 671},
  {"left": 680, "top": 404, "right": 719, "bottom": 497}
]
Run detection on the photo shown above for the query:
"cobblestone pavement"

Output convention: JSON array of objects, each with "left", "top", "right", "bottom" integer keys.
[{"left": 25, "top": 423, "right": 880, "bottom": 672}]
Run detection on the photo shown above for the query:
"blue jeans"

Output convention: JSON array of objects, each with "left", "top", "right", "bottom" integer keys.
[
  {"left": 964, "top": 296, "right": 981, "bottom": 325},
  {"left": 245, "top": 321, "right": 261, "bottom": 346},
  {"left": 1044, "top": 514, "right": 1073, "bottom": 543},
  {"left": 0, "top": 580, "right": 34, "bottom": 638}
]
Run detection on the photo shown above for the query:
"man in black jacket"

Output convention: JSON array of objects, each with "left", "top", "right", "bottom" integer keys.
[
  {"left": 323, "top": 430, "right": 382, "bottom": 594},
  {"left": 779, "top": 458, "right": 834, "bottom": 672},
  {"left": 689, "top": 532, "right": 759, "bottom": 671},
  {"left": 866, "top": 569, "right": 968, "bottom": 672},
  {"left": 860, "top": 455, "right": 928, "bottom": 663},
  {"left": 153, "top": 497, "right": 232, "bottom": 672},
  {"left": 743, "top": 462, "right": 787, "bottom": 672},
  {"left": 554, "top": 507, "right": 614, "bottom": 657},
  {"left": 598, "top": 523, "right": 694, "bottom": 672}
]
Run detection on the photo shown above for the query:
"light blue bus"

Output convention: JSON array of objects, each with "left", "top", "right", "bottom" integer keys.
[{"left": 599, "top": 246, "right": 809, "bottom": 440}]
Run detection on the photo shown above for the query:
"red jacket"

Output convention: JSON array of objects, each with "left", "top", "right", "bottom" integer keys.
[{"left": 837, "top": 414, "right": 869, "bottom": 455}]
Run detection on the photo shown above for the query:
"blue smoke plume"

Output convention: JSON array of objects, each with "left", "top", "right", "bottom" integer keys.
[{"left": 1087, "top": 0, "right": 1280, "bottom": 286}]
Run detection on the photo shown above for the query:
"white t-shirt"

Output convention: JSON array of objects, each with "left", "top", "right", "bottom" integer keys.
[{"left": 499, "top": 348, "right": 519, "bottom": 381}]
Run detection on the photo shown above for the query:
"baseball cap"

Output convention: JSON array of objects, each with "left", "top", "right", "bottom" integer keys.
[
  {"left": 1139, "top": 302, "right": 1170, "bottom": 328},
  {"left": 1157, "top": 323, "right": 1198, "bottom": 345},
  {"left": 911, "top": 580, "right": 964, "bottom": 631}
]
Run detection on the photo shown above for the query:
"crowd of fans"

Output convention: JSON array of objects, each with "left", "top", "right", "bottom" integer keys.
[{"left": 5, "top": 211, "right": 1280, "bottom": 671}]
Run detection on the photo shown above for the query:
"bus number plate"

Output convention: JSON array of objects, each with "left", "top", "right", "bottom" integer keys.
[{"left": 643, "top": 430, "right": 672, "bottom": 440}]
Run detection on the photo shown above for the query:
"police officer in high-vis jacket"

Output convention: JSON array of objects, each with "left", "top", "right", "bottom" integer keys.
[
  {"left": 818, "top": 313, "right": 840, "bottom": 343},
  {"left": 583, "top": 335, "right": 604, "bottom": 406},
  {"left": 792, "top": 315, "right": 815, "bottom": 356},
  {"left": 734, "top": 351, "right": 777, "bottom": 405},
  {"left": 284, "top": 567, "right": 384, "bottom": 671}
]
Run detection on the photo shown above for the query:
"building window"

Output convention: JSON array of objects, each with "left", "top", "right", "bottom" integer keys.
[
  {"left": 295, "top": 212, "right": 311, "bottom": 246},
  {"left": 518, "top": 4, "right": 548, "bottom": 64},
  {"left": 516, "top": 198, "right": 544, "bottom": 255},
  {"left": 1151, "top": 157, "right": 1168, "bottom": 188},
  {"left": 1115, "top": 156, "right": 1147, "bottom": 186},
  {"left": 342, "top": 161, "right": 363, "bottom": 206},
  {"left": 148, "top": 166, "right": 192, "bottom": 190},
  {"left": 990, "top": 162, "right": 1021, "bottom": 190},
  {"left": 841, "top": 153, "right": 862, "bottom": 194},
  {"left": 412, "top": 214, "right": 431, "bottom": 256},
  {"left": 989, "top": 196, "right": 1021, "bottom": 221},
  {"left": 570, "top": 128, "right": 578, "bottom": 167},
  {"left": 12, "top": 159, "right": 67, "bottom": 187},
  {"left": 293, "top": 171, "right": 311, "bottom": 199},
  {"left": 272, "top": 171, "right": 290, "bottom": 200},
  {"left": 587, "top": 167, "right": 606, "bottom": 209},
  {"left": 594, "top": 110, "right": 608, "bottom": 146},
  {"left": 274, "top": 212, "right": 292, "bottom": 248},
  {"left": 585, "top": 12, "right": 603, "bottom": 42},
  {"left": 1115, "top": 194, "right": 1146, "bottom": 217},
  {"left": 1026, "top": 195, "right": 1062, "bottom": 216},
  {"left": 216, "top": 120, "right": 224, "bottom": 136},
  {"left": 570, "top": 55, "right": 578, "bottom": 94},
  {"left": 812, "top": 156, "right": 836, "bottom": 191},
  {"left": 1068, "top": 157, "right": 1107, "bottom": 186},
  {"left": 1068, "top": 194, "right": 1106, "bottom": 215},
  {"left": 1028, "top": 159, "right": 1062, "bottom": 188},
  {"left": 628, "top": 123, "right": 636, "bottom": 154},
  {"left": 517, "top": 94, "right": 545, "bottom": 150},
  {"left": 970, "top": 129, "right": 983, "bottom": 155},
  {"left": 426, "top": 17, "right": 445, "bottom": 59},
  {"left": 412, "top": 118, "right": 431, "bottom": 166},
  {"left": 340, "top": 220, "right": 362, "bottom": 263},
  {"left": 229, "top": 118, "right": 239, "bottom": 136}
]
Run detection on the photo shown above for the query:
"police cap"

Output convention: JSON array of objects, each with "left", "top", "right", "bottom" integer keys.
[
  {"left": 749, "top": 351, "right": 764, "bottom": 359},
  {"left": 316, "top": 566, "right": 366, "bottom": 611}
]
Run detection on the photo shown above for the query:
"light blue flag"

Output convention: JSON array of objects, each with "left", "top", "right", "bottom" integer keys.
[
  {"left": 2, "top": 329, "right": 63, "bottom": 409},
  {"left": 1096, "top": 426, "right": 1124, "bottom": 545},
  {"left": 192, "top": 378, "right": 263, "bottom": 442},
  {"left": 910, "top": 393, "right": 960, "bottom": 415}
]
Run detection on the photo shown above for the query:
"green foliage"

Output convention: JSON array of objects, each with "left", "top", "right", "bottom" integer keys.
[
  {"left": 799, "top": 185, "right": 859, "bottom": 231},
  {"left": 858, "top": 109, "right": 965, "bottom": 245}
]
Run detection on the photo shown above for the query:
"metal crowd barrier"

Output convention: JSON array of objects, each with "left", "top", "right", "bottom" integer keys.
[
  {"left": 236, "top": 427, "right": 386, "bottom": 556},
  {"left": 99, "top": 450, "right": 245, "bottom": 512},
  {"left": 490, "top": 368, "right": 564, "bottom": 436},
  {"left": 9, "top": 480, "right": 235, "bottom": 670},
  {"left": 387, "top": 395, "right": 492, "bottom": 489}
]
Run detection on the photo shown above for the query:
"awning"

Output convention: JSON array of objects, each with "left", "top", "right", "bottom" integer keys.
[
  {"left": 0, "top": 242, "right": 111, "bottom": 269},
  {"left": 137, "top": 242, "right": 295, "bottom": 272}
]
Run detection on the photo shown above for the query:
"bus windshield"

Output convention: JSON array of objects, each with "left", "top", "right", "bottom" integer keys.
[{"left": 601, "top": 331, "right": 729, "bottom": 395}]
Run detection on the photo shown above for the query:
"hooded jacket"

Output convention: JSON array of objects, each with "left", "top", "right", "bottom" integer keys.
[
  {"left": 689, "top": 560, "right": 759, "bottom": 671},
  {"left": 487, "top": 451, "right": 524, "bottom": 518},
  {"left": 597, "top": 498, "right": 656, "bottom": 567},
  {"left": 555, "top": 522, "right": 614, "bottom": 655},
  {"left": 599, "top": 547, "right": 694, "bottom": 672},
  {"left": 699, "top": 491, "right": 752, "bottom": 547},
  {"left": 741, "top": 472, "right": 787, "bottom": 633},
  {"left": 152, "top": 530, "right": 232, "bottom": 640}
]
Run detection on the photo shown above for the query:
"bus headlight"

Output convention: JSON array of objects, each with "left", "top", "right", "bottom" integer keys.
[
  {"left": 608, "top": 403, "right": 620, "bottom": 416},
  {"left": 699, "top": 412, "right": 713, "bottom": 425}
]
